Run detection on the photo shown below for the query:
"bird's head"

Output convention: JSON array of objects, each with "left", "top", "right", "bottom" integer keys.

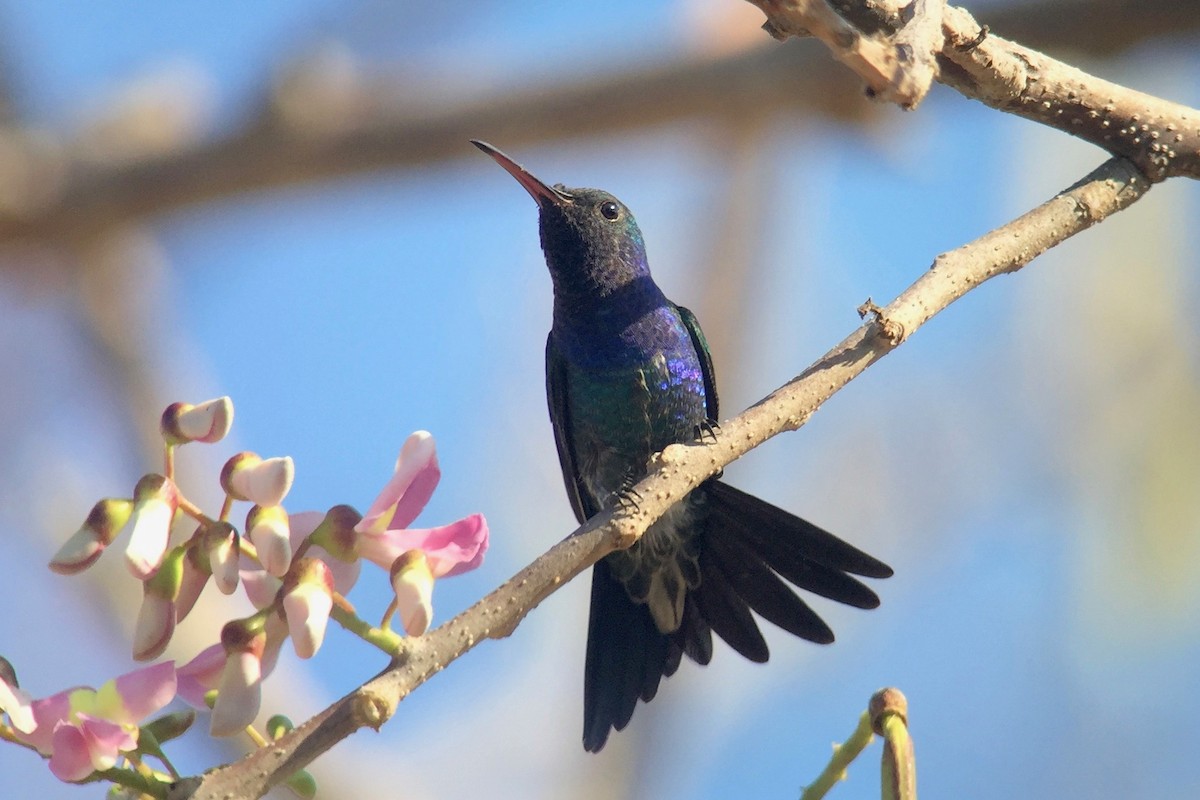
[{"left": 473, "top": 140, "right": 651, "bottom": 302}]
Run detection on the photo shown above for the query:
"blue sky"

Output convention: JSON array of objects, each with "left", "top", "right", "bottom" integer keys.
[{"left": 1, "top": 3, "right": 1198, "bottom": 798}]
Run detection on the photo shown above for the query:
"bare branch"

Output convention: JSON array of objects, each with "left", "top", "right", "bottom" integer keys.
[
  {"left": 174, "top": 156, "right": 1148, "bottom": 800},
  {"left": 747, "top": 1, "right": 1200, "bottom": 179},
  {"left": 936, "top": 5, "right": 1200, "bottom": 181}
]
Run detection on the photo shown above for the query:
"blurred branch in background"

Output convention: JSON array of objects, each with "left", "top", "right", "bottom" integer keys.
[{"left": 0, "top": 0, "right": 1195, "bottom": 246}]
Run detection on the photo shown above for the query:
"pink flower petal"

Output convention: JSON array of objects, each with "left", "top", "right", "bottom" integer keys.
[
  {"left": 177, "top": 645, "right": 225, "bottom": 709},
  {"left": 48, "top": 526, "right": 107, "bottom": 575},
  {"left": 247, "top": 505, "right": 292, "bottom": 577},
  {"left": 132, "top": 593, "right": 175, "bottom": 661},
  {"left": 174, "top": 397, "right": 234, "bottom": 444},
  {"left": 239, "top": 570, "right": 282, "bottom": 610},
  {"left": 111, "top": 661, "right": 177, "bottom": 722},
  {"left": 209, "top": 651, "right": 262, "bottom": 737},
  {"left": 229, "top": 456, "right": 294, "bottom": 507},
  {"left": 283, "top": 585, "right": 333, "bottom": 660},
  {"left": 50, "top": 499, "right": 133, "bottom": 575},
  {"left": 261, "top": 613, "right": 289, "bottom": 678},
  {"left": 288, "top": 510, "right": 324, "bottom": 541},
  {"left": 357, "top": 431, "right": 439, "bottom": 533},
  {"left": 360, "top": 514, "right": 488, "bottom": 577},
  {"left": 175, "top": 557, "right": 210, "bottom": 623},
  {"left": 0, "top": 676, "right": 35, "bottom": 734},
  {"left": 20, "top": 690, "right": 74, "bottom": 754},
  {"left": 48, "top": 723, "right": 94, "bottom": 782},
  {"left": 123, "top": 498, "right": 175, "bottom": 579},
  {"left": 77, "top": 713, "right": 136, "bottom": 771},
  {"left": 390, "top": 553, "right": 434, "bottom": 636},
  {"left": 206, "top": 523, "right": 240, "bottom": 595}
]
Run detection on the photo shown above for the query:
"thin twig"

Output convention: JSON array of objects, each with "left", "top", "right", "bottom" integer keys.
[
  {"left": 799, "top": 711, "right": 874, "bottom": 799},
  {"left": 870, "top": 688, "right": 915, "bottom": 800}
]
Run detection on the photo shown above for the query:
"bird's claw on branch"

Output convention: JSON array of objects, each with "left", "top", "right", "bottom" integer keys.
[{"left": 693, "top": 419, "right": 720, "bottom": 443}]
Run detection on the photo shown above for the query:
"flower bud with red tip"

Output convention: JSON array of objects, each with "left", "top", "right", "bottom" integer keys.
[
  {"left": 123, "top": 475, "right": 180, "bottom": 579},
  {"left": 389, "top": 550, "right": 434, "bottom": 637},
  {"left": 160, "top": 397, "right": 234, "bottom": 445},
  {"left": 133, "top": 545, "right": 185, "bottom": 661},
  {"left": 49, "top": 498, "right": 134, "bottom": 575},
  {"left": 221, "top": 452, "right": 294, "bottom": 507},
  {"left": 281, "top": 558, "right": 335, "bottom": 659},
  {"left": 247, "top": 504, "right": 291, "bottom": 577},
  {"left": 307, "top": 504, "right": 362, "bottom": 562},
  {"left": 210, "top": 616, "right": 267, "bottom": 737},
  {"left": 204, "top": 521, "right": 240, "bottom": 594}
]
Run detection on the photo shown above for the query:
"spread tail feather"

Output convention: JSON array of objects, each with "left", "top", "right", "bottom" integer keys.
[{"left": 581, "top": 479, "right": 891, "bottom": 752}]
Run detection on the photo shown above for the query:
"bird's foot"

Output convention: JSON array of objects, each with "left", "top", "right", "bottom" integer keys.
[
  {"left": 693, "top": 419, "right": 720, "bottom": 443},
  {"left": 610, "top": 474, "right": 643, "bottom": 513}
]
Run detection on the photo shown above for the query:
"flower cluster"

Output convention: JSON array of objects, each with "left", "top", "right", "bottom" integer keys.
[{"left": 5, "top": 396, "right": 489, "bottom": 790}]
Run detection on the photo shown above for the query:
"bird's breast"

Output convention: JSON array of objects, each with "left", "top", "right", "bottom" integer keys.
[{"left": 566, "top": 349, "right": 707, "bottom": 502}]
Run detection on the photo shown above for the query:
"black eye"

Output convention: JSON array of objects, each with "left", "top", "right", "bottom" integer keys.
[{"left": 599, "top": 201, "right": 621, "bottom": 221}]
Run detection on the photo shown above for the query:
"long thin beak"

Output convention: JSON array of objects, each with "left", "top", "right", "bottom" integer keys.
[{"left": 471, "top": 140, "right": 573, "bottom": 207}]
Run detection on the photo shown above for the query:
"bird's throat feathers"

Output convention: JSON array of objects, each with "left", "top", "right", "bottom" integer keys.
[{"left": 539, "top": 186, "right": 674, "bottom": 354}]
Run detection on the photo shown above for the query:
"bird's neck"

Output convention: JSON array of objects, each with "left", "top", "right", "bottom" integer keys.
[{"left": 551, "top": 273, "right": 691, "bottom": 369}]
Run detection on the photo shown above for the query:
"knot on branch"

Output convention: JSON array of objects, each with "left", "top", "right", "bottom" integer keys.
[
  {"left": 955, "top": 23, "right": 990, "bottom": 52},
  {"left": 858, "top": 298, "right": 905, "bottom": 345},
  {"left": 749, "top": 0, "right": 945, "bottom": 110},
  {"left": 351, "top": 688, "right": 395, "bottom": 731}
]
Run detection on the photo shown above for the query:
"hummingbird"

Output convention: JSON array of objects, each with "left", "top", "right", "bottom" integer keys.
[{"left": 473, "top": 140, "right": 893, "bottom": 753}]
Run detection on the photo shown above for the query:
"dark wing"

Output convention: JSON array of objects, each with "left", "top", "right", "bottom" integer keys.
[
  {"left": 546, "top": 333, "right": 597, "bottom": 524},
  {"left": 675, "top": 304, "right": 718, "bottom": 421}
]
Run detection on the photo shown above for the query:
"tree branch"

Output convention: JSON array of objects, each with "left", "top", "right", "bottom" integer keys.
[
  {"left": 173, "top": 156, "right": 1148, "bottom": 800},
  {"left": 936, "top": 5, "right": 1200, "bottom": 181},
  {"left": 747, "top": 1, "right": 1200, "bottom": 180},
  {"left": 752, "top": 0, "right": 946, "bottom": 109}
]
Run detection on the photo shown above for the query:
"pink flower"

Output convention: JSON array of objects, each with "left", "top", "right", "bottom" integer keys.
[
  {"left": 355, "top": 432, "right": 488, "bottom": 574},
  {"left": 357, "top": 431, "right": 440, "bottom": 536},
  {"left": 175, "top": 644, "right": 225, "bottom": 709},
  {"left": 361, "top": 514, "right": 488, "bottom": 579},
  {"left": 13, "top": 662, "right": 176, "bottom": 782},
  {"left": 239, "top": 511, "right": 360, "bottom": 609},
  {"left": 178, "top": 618, "right": 288, "bottom": 726},
  {"left": 355, "top": 431, "right": 488, "bottom": 634}
]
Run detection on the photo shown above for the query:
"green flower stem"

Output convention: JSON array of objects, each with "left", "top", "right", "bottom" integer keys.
[
  {"left": 93, "top": 766, "right": 168, "bottom": 799},
  {"left": 330, "top": 602, "right": 404, "bottom": 655},
  {"left": 800, "top": 711, "right": 875, "bottom": 800},
  {"left": 176, "top": 494, "right": 217, "bottom": 528}
]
